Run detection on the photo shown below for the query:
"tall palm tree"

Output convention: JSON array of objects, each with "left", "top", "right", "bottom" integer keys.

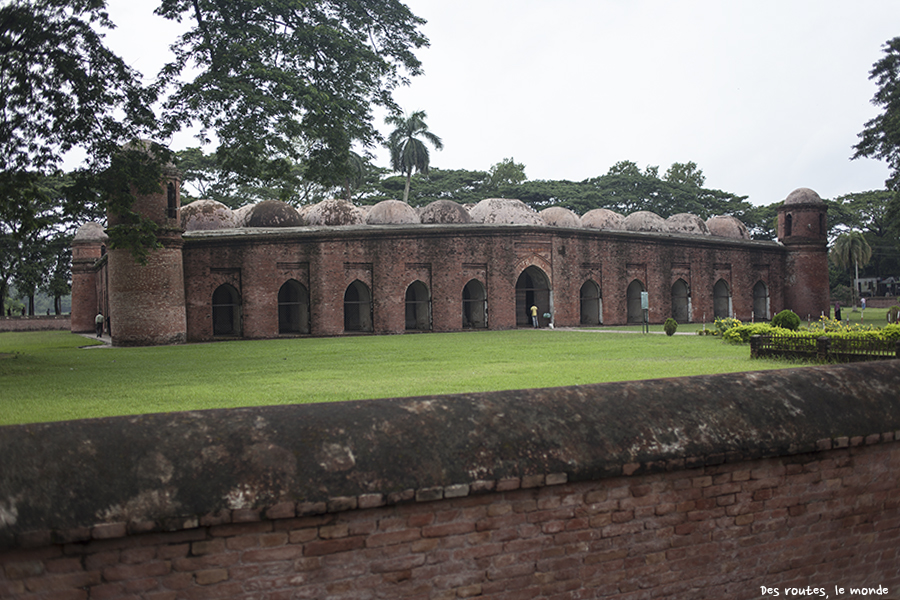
[
  {"left": 386, "top": 110, "right": 443, "bottom": 203},
  {"left": 830, "top": 231, "right": 873, "bottom": 306}
]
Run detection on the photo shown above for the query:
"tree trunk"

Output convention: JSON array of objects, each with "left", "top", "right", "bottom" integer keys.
[{"left": 403, "top": 171, "right": 412, "bottom": 203}]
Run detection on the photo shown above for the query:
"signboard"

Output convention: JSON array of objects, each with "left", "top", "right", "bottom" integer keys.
[{"left": 640, "top": 291, "right": 649, "bottom": 310}]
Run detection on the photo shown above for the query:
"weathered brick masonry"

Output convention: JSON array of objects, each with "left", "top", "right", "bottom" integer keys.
[
  {"left": 2, "top": 361, "right": 899, "bottom": 599},
  {"left": 70, "top": 182, "right": 830, "bottom": 346}
]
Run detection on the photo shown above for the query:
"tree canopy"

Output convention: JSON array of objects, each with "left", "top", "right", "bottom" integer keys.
[
  {"left": 853, "top": 37, "right": 900, "bottom": 191},
  {"left": 386, "top": 110, "right": 443, "bottom": 203},
  {"left": 156, "top": 0, "right": 428, "bottom": 191}
]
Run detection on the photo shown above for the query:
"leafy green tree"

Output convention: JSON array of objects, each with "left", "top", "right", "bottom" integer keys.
[
  {"left": 663, "top": 161, "right": 706, "bottom": 188},
  {"left": 386, "top": 110, "right": 444, "bottom": 203},
  {"left": 486, "top": 158, "right": 527, "bottom": 192},
  {"left": 830, "top": 231, "right": 874, "bottom": 305},
  {"left": 156, "top": 0, "right": 428, "bottom": 193},
  {"left": 853, "top": 37, "right": 900, "bottom": 191}
]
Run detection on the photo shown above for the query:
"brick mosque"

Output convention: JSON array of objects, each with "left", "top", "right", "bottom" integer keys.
[{"left": 69, "top": 167, "right": 830, "bottom": 346}]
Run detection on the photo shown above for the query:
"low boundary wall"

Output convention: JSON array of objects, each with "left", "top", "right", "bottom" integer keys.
[
  {"left": 2, "top": 361, "right": 900, "bottom": 599},
  {"left": 0, "top": 316, "right": 70, "bottom": 332}
]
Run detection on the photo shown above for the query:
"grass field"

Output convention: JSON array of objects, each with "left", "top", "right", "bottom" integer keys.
[{"left": 0, "top": 328, "right": 798, "bottom": 426}]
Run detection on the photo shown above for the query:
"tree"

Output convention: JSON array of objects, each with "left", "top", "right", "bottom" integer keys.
[
  {"left": 853, "top": 37, "right": 900, "bottom": 191},
  {"left": 0, "top": 0, "right": 167, "bottom": 270},
  {"left": 486, "top": 158, "right": 527, "bottom": 192},
  {"left": 830, "top": 232, "right": 874, "bottom": 306},
  {"left": 156, "top": 0, "right": 428, "bottom": 192},
  {"left": 386, "top": 110, "right": 443, "bottom": 203}
]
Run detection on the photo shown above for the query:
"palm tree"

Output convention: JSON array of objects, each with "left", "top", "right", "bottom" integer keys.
[
  {"left": 386, "top": 111, "right": 443, "bottom": 203},
  {"left": 830, "top": 231, "right": 873, "bottom": 306}
]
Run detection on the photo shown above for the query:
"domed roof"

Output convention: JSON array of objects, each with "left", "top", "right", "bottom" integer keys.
[
  {"left": 540, "top": 206, "right": 581, "bottom": 228},
  {"left": 419, "top": 200, "right": 473, "bottom": 224},
  {"left": 181, "top": 199, "right": 236, "bottom": 231},
  {"left": 581, "top": 208, "right": 624, "bottom": 230},
  {"left": 365, "top": 200, "right": 419, "bottom": 225},
  {"left": 469, "top": 198, "right": 543, "bottom": 225},
  {"left": 623, "top": 211, "right": 669, "bottom": 233},
  {"left": 246, "top": 200, "right": 303, "bottom": 227},
  {"left": 234, "top": 204, "right": 256, "bottom": 227},
  {"left": 706, "top": 215, "right": 750, "bottom": 239},
  {"left": 783, "top": 187, "right": 825, "bottom": 206},
  {"left": 304, "top": 199, "right": 365, "bottom": 226},
  {"left": 665, "top": 213, "right": 710, "bottom": 235},
  {"left": 73, "top": 221, "right": 108, "bottom": 243}
]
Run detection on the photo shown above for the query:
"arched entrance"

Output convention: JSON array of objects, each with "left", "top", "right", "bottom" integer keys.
[
  {"left": 580, "top": 280, "right": 602, "bottom": 325},
  {"left": 278, "top": 279, "right": 309, "bottom": 334},
  {"left": 671, "top": 279, "right": 690, "bottom": 323},
  {"left": 516, "top": 266, "right": 551, "bottom": 327},
  {"left": 462, "top": 279, "right": 487, "bottom": 329},
  {"left": 212, "top": 284, "right": 241, "bottom": 336},
  {"left": 344, "top": 280, "right": 373, "bottom": 332},
  {"left": 753, "top": 281, "right": 770, "bottom": 321},
  {"left": 714, "top": 279, "right": 732, "bottom": 319},
  {"left": 626, "top": 280, "right": 645, "bottom": 324},
  {"left": 405, "top": 281, "right": 431, "bottom": 331}
]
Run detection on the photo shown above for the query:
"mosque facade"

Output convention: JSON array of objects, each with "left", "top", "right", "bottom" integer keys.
[{"left": 70, "top": 171, "right": 830, "bottom": 346}]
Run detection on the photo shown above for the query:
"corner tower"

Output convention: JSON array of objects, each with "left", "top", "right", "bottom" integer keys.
[
  {"left": 106, "top": 144, "right": 187, "bottom": 346},
  {"left": 777, "top": 187, "right": 830, "bottom": 319},
  {"left": 70, "top": 222, "right": 108, "bottom": 333}
]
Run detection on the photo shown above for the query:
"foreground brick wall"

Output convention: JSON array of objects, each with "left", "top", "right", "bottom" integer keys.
[
  {"left": 2, "top": 361, "right": 899, "bottom": 599},
  {"left": 2, "top": 442, "right": 898, "bottom": 599}
]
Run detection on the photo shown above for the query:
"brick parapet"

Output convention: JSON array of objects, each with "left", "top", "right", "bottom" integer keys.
[{"left": 2, "top": 360, "right": 899, "bottom": 552}]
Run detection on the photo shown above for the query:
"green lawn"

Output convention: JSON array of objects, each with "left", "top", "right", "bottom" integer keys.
[{"left": 0, "top": 328, "right": 794, "bottom": 426}]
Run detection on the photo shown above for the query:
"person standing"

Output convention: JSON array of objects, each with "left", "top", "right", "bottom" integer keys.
[
  {"left": 530, "top": 304, "right": 539, "bottom": 328},
  {"left": 95, "top": 312, "right": 104, "bottom": 337}
]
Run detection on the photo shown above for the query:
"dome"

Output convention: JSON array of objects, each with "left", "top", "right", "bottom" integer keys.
[
  {"left": 365, "top": 200, "right": 419, "bottom": 225},
  {"left": 246, "top": 200, "right": 303, "bottom": 228},
  {"left": 665, "top": 213, "right": 710, "bottom": 235},
  {"left": 469, "top": 198, "right": 543, "bottom": 225},
  {"left": 623, "top": 211, "right": 669, "bottom": 233},
  {"left": 581, "top": 209, "right": 624, "bottom": 230},
  {"left": 181, "top": 199, "right": 236, "bottom": 231},
  {"left": 706, "top": 215, "right": 750, "bottom": 239},
  {"left": 304, "top": 199, "right": 365, "bottom": 226},
  {"left": 419, "top": 200, "right": 473, "bottom": 224},
  {"left": 73, "top": 221, "right": 108, "bottom": 243},
  {"left": 540, "top": 206, "right": 581, "bottom": 228},
  {"left": 233, "top": 204, "right": 256, "bottom": 227},
  {"left": 783, "top": 187, "right": 825, "bottom": 206}
]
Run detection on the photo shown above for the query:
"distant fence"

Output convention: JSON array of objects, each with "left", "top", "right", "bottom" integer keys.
[
  {"left": 0, "top": 315, "right": 70, "bottom": 332},
  {"left": 750, "top": 333, "right": 900, "bottom": 362}
]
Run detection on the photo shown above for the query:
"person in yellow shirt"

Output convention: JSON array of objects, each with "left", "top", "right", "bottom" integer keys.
[{"left": 530, "top": 305, "right": 539, "bottom": 328}]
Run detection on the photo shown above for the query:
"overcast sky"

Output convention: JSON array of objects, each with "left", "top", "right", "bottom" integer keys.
[{"left": 105, "top": 0, "right": 900, "bottom": 206}]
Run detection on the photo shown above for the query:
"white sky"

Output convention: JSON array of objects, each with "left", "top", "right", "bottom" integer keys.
[{"left": 104, "top": 0, "right": 900, "bottom": 206}]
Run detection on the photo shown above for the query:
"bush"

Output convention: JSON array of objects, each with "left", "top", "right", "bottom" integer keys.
[
  {"left": 771, "top": 309, "right": 800, "bottom": 331},
  {"left": 713, "top": 317, "right": 742, "bottom": 336},
  {"left": 664, "top": 318, "right": 677, "bottom": 336},
  {"left": 888, "top": 305, "right": 900, "bottom": 324}
]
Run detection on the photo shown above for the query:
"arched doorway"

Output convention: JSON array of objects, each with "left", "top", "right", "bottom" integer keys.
[
  {"left": 753, "top": 281, "right": 769, "bottom": 321},
  {"left": 278, "top": 279, "right": 309, "bottom": 334},
  {"left": 714, "top": 279, "right": 732, "bottom": 319},
  {"left": 462, "top": 279, "right": 487, "bottom": 329},
  {"left": 344, "top": 280, "right": 373, "bottom": 332},
  {"left": 671, "top": 279, "right": 690, "bottom": 323},
  {"left": 212, "top": 284, "right": 241, "bottom": 336},
  {"left": 405, "top": 281, "right": 431, "bottom": 331},
  {"left": 626, "top": 280, "right": 645, "bottom": 324},
  {"left": 516, "top": 266, "right": 551, "bottom": 327},
  {"left": 580, "top": 280, "right": 602, "bottom": 325}
]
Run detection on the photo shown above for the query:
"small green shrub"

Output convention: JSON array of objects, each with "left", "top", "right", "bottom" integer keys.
[
  {"left": 721, "top": 323, "right": 776, "bottom": 344},
  {"left": 888, "top": 305, "right": 900, "bottom": 323},
  {"left": 772, "top": 309, "right": 800, "bottom": 331},
  {"left": 664, "top": 318, "right": 678, "bottom": 336},
  {"left": 713, "top": 317, "right": 742, "bottom": 336}
]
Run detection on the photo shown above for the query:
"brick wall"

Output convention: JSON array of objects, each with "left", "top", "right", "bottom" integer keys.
[
  {"left": 180, "top": 225, "right": 791, "bottom": 342},
  {"left": 0, "top": 316, "right": 71, "bottom": 332},
  {"left": 2, "top": 361, "right": 899, "bottom": 599}
]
